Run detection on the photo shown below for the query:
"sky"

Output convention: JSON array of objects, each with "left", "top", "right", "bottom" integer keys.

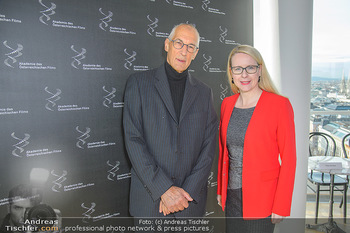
[{"left": 312, "top": 0, "right": 350, "bottom": 78}]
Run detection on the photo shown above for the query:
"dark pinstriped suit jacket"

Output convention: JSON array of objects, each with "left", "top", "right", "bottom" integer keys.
[{"left": 123, "top": 64, "right": 218, "bottom": 217}]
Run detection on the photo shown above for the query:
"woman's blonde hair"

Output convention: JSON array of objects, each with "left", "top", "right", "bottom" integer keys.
[{"left": 227, "top": 44, "right": 279, "bottom": 95}]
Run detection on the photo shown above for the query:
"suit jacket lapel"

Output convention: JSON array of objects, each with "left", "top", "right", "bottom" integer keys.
[
  {"left": 154, "top": 65, "right": 178, "bottom": 124},
  {"left": 180, "top": 73, "right": 198, "bottom": 123}
]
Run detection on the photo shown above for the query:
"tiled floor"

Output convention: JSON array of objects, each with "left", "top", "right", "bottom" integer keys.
[
  {"left": 305, "top": 182, "right": 350, "bottom": 232},
  {"left": 305, "top": 201, "right": 349, "bottom": 232}
]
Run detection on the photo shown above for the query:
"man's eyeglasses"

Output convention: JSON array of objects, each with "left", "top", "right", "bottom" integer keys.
[
  {"left": 231, "top": 65, "right": 260, "bottom": 75},
  {"left": 168, "top": 38, "right": 198, "bottom": 53}
]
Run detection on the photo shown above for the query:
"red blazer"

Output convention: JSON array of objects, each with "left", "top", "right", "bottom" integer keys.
[{"left": 217, "top": 90, "right": 296, "bottom": 218}]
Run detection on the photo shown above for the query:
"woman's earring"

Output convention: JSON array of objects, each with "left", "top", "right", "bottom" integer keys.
[
  {"left": 258, "top": 76, "right": 261, "bottom": 82},
  {"left": 231, "top": 78, "right": 234, "bottom": 84}
]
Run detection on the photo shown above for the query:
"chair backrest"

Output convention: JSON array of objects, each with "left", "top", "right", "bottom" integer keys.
[
  {"left": 341, "top": 133, "right": 350, "bottom": 158},
  {"left": 309, "top": 132, "right": 336, "bottom": 157}
]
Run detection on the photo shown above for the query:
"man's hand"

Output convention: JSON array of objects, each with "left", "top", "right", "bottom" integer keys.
[
  {"left": 271, "top": 213, "right": 284, "bottom": 224},
  {"left": 159, "top": 200, "right": 170, "bottom": 216},
  {"left": 159, "top": 186, "right": 193, "bottom": 215}
]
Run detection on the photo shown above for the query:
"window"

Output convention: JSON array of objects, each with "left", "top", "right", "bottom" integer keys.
[{"left": 310, "top": 0, "right": 350, "bottom": 157}]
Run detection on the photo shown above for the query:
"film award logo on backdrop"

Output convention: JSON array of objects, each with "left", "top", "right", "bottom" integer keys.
[
  {"left": 123, "top": 49, "right": 136, "bottom": 70},
  {"left": 45, "top": 87, "right": 62, "bottom": 111},
  {"left": 98, "top": 8, "right": 135, "bottom": 34},
  {"left": 11, "top": 132, "right": 30, "bottom": 157},
  {"left": 51, "top": 170, "right": 68, "bottom": 192},
  {"left": 71, "top": 45, "right": 86, "bottom": 69},
  {"left": 81, "top": 202, "right": 96, "bottom": 223},
  {"left": 219, "top": 26, "right": 228, "bottom": 43},
  {"left": 3, "top": 41, "right": 23, "bottom": 68},
  {"left": 107, "top": 160, "right": 120, "bottom": 181},
  {"left": 71, "top": 45, "right": 112, "bottom": 70},
  {"left": 207, "top": 172, "right": 217, "bottom": 188},
  {"left": 102, "top": 86, "right": 116, "bottom": 108},
  {"left": 203, "top": 54, "right": 226, "bottom": 73},
  {"left": 102, "top": 86, "right": 124, "bottom": 108},
  {"left": 147, "top": 15, "right": 159, "bottom": 36},
  {"left": 76, "top": 126, "right": 91, "bottom": 149},
  {"left": 202, "top": 54, "right": 212, "bottom": 72},
  {"left": 201, "top": 0, "right": 210, "bottom": 11},
  {"left": 166, "top": 0, "right": 194, "bottom": 9},
  {"left": 220, "top": 84, "right": 229, "bottom": 100},
  {"left": 81, "top": 202, "right": 120, "bottom": 223},
  {"left": 39, "top": 0, "right": 56, "bottom": 25},
  {"left": 219, "top": 26, "right": 239, "bottom": 45},
  {"left": 201, "top": 0, "right": 225, "bottom": 15},
  {"left": 123, "top": 49, "right": 149, "bottom": 71},
  {"left": 98, "top": 8, "right": 113, "bottom": 31}
]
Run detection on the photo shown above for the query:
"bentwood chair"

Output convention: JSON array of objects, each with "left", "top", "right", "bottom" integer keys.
[
  {"left": 341, "top": 133, "right": 350, "bottom": 159},
  {"left": 308, "top": 132, "right": 348, "bottom": 223},
  {"left": 339, "top": 133, "right": 350, "bottom": 222}
]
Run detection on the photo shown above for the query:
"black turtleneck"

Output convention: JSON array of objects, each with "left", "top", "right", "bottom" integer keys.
[{"left": 165, "top": 62, "right": 188, "bottom": 121}]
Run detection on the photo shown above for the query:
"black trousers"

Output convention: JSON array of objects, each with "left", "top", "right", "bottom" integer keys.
[{"left": 225, "top": 189, "right": 275, "bottom": 233}]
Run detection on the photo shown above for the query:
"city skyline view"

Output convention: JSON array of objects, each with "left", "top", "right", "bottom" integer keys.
[{"left": 312, "top": 0, "right": 350, "bottom": 80}]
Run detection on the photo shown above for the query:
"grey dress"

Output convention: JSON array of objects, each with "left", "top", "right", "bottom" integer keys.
[{"left": 225, "top": 107, "right": 275, "bottom": 233}]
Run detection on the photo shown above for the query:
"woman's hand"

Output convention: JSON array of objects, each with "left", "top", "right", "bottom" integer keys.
[
  {"left": 271, "top": 213, "right": 284, "bottom": 224},
  {"left": 217, "top": 195, "right": 222, "bottom": 207}
]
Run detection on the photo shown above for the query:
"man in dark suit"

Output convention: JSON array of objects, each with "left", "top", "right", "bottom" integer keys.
[{"left": 123, "top": 23, "right": 218, "bottom": 219}]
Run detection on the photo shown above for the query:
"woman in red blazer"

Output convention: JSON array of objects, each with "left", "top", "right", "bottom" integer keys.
[{"left": 217, "top": 45, "right": 296, "bottom": 232}]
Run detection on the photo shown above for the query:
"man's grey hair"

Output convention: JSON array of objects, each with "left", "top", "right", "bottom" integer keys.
[{"left": 168, "top": 23, "right": 200, "bottom": 47}]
